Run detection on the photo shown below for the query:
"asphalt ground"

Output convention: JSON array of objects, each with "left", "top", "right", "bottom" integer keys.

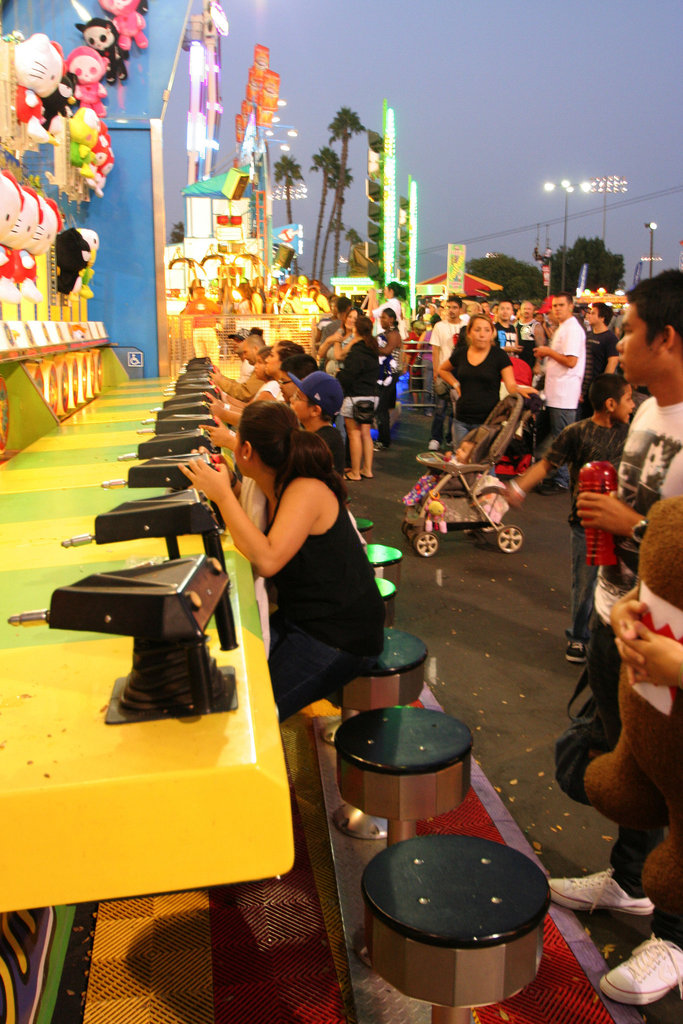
[{"left": 344, "top": 400, "right": 679, "bottom": 1024}]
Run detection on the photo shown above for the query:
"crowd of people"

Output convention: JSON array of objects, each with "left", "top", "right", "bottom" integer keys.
[{"left": 180, "top": 268, "right": 683, "bottom": 1011}]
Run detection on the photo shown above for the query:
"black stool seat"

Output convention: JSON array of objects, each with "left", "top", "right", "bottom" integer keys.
[
  {"left": 370, "top": 629, "right": 426, "bottom": 676},
  {"left": 336, "top": 707, "right": 471, "bottom": 775},
  {"left": 362, "top": 835, "right": 549, "bottom": 1011},
  {"left": 363, "top": 835, "right": 549, "bottom": 948}
]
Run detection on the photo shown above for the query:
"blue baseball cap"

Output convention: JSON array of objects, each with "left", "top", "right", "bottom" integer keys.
[{"left": 287, "top": 370, "right": 343, "bottom": 417}]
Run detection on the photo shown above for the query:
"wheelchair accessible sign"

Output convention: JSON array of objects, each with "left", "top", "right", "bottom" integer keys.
[{"left": 128, "top": 351, "right": 144, "bottom": 368}]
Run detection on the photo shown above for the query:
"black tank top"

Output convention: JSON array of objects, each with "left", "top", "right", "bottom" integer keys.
[{"left": 269, "top": 492, "right": 384, "bottom": 656}]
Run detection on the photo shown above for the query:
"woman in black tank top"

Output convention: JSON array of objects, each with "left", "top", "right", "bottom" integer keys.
[{"left": 182, "top": 403, "right": 384, "bottom": 720}]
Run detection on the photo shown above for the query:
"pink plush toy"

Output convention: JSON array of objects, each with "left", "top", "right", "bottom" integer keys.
[
  {"left": 14, "top": 33, "right": 65, "bottom": 142},
  {"left": 98, "top": 0, "right": 148, "bottom": 53},
  {"left": 65, "top": 47, "right": 108, "bottom": 118}
]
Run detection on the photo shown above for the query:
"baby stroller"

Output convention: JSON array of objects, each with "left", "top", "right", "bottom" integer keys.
[{"left": 401, "top": 395, "right": 527, "bottom": 557}]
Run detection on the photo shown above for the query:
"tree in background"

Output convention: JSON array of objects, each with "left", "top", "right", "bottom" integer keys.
[
  {"left": 168, "top": 221, "right": 185, "bottom": 244},
  {"left": 328, "top": 107, "right": 364, "bottom": 276},
  {"left": 550, "top": 236, "right": 625, "bottom": 294},
  {"left": 309, "top": 146, "right": 339, "bottom": 280},
  {"left": 467, "top": 254, "right": 544, "bottom": 302},
  {"left": 273, "top": 154, "right": 304, "bottom": 228},
  {"left": 345, "top": 226, "right": 362, "bottom": 265},
  {"left": 318, "top": 164, "right": 352, "bottom": 283}
]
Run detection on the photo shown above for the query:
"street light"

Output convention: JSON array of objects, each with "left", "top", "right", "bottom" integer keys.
[
  {"left": 645, "top": 222, "right": 658, "bottom": 278},
  {"left": 544, "top": 179, "right": 591, "bottom": 291},
  {"left": 589, "top": 176, "right": 628, "bottom": 244}
]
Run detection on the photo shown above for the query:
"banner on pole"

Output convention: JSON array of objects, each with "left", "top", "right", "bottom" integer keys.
[{"left": 447, "top": 243, "right": 466, "bottom": 294}]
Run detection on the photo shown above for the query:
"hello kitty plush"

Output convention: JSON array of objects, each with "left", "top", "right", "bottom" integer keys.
[
  {"left": 14, "top": 34, "right": 65, "bottom": 142},
  {"left": 12, "top": 196, "right": 63, "bottom": 303},
  {"left": 65, "top": 47, "right": 108, "bottom": 118},
  {"left": 0, "top": 185, "right": 40, "bottom": 303},
  {"left": 98, "top": 0, "right": 148, "bottom": 53},
  {"left": 0, "top": 172, "right": 25, "bottom": 303}
]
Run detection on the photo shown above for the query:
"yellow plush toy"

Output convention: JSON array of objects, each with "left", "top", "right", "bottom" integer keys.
[{"left": 585, "top": 496, "right": 683, "bottom": 914}]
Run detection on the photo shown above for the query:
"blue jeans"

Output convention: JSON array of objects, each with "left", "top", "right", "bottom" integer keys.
[
  {"left": 541, "top": 406, "right": 576, "bottom": 488},
  {"left": 587, "top": 615, "right": 683, "bottom": 945},
  {"left": 430, "top": 391, "right": 454, "bottom": 444},
  {"left": 421, "top": 359, "right": 434, "bottom": 405},
  {"left": 567, "top": 524, "right": 597, "bottom": 644},
  {"left": 452, "top": 419, "right": 483, "bottom": 448},
  {"left": 268, "top": 611, "right": 377, "bottom": 721}
]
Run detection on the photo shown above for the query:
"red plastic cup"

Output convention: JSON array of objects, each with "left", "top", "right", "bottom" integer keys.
[{"left": 579, "top": 461, "right": 618, "bottom": 565}]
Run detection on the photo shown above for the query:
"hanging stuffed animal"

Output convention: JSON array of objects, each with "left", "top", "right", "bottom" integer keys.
[
  {"left": 39, "top": 71, "right": 79, "bottom": 139},
  {"left": 75, "top": 229, "right": 100, "bottom": 299},
  {"left": 75, "top": 18, "right": 128, "bottom": 84},
  {"left": 0, "top": 172, "right": 26, "bottom": 303},
  {"left": 69, "top": 107, "right": 100, "bottom": 179},
  {"left": 0, "top": 185, "right": 40, "bottom": 303},
  {"left": 14, "top": 33, "right": 65, "bottom": 142},
  {"left": 13, "top": 196, "right": 63, "bottom": 303},
  {"left": 87, "top": 124, "right": 115, "bottom": 197},
  {"left": 65, "top": 47, "right": 108, "bottom": 118},
  {"left": 424, "top": 492, "right": 447, "bottom": 534},
  {"left": 98, "top": 0, "right": 148, "bottom": 54},
  {"left": 56, "top": 227, "right": 92, "bottom": 296}
]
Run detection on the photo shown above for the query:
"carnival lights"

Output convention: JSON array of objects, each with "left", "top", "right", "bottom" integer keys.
[
  {"left": 383, "top": 103, "right": 397, "bottom": 284},
  {"left": 543, "top": 179, "right": 591, "bottom": 291},
  {"left": 408, "top": 177, "right": 418, "bottom": 313}
]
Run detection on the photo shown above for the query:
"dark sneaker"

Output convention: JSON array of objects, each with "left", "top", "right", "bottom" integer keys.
[
  {"left": 537, "top": 480, "right": 569, "bottom": 495},
  {"left": 566, "top": 640, "right": 587, "bottom": 663}
]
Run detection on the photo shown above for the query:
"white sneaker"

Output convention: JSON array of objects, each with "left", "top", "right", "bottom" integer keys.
[
  {"left": 428, "top": 439, "right": 440, "bottom": 451},
  {"left": 549, "top": 869, "right": 654, "bottom": 915},
  {"left": 600, "top": 935, "right": 683, "bottom": 1005}
]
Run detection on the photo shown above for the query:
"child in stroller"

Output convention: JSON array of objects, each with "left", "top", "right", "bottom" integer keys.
[{"left": 401, "top": 394, "right": 530, "bottom": 557}]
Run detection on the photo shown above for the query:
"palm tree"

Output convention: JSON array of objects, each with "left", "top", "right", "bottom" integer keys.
[
  {"left": 272, "top": 154, "right": 304, "bottom": 227},
  {"left": 319, "top": 165, "right": 352, "bottom": 284},
  {"left": 328, "top": 107, "right": 364, "bottom": 272},
  {"left": 309, "top": 146, "right": 339, "bottom": 281},
  {"left": 345, "top": 227, "right": 362, "bottom": 262}
]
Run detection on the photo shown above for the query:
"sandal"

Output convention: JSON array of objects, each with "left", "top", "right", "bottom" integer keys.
[{"left": 344, "top": 472, "right": 362, "bottom": 481}]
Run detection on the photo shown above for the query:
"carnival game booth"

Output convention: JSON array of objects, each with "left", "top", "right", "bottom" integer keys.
[
  {"left": 417, "top": 271, "right": 504, "bottom": 299},
  {"left": 0, "top": 319, "right": 126, "bottom": 456}
]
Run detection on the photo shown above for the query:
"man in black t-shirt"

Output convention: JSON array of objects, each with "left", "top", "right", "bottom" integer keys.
[
  {"left": 579, "top": 302, "right": 620, "bottom": 417},
  {"left": 493, "top": 299, "right": 517, "bottom": 351}
]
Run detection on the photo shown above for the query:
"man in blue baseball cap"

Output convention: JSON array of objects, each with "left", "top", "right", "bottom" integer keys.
[{"left": 287, "top": 370, "right": 345, "bottom": 475}]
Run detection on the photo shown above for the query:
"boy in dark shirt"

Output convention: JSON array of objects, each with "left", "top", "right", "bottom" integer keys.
[
  {"left": 287, "top": 370, "right": 345, "bottom": 475},
  {"left": 505, "top": 374, "right": 634, "bottom": 662}
]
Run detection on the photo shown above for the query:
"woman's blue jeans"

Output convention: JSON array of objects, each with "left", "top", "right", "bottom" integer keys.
[{"left": 268, "top": 611, "right": 377, "bottom": 721}]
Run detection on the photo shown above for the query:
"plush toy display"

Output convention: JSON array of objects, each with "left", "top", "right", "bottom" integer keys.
[
  {"left": 75, "top": 17, "right": 128, "bottom": 84},
  {"left": 14, "top": 33, "right": 65, "bottom": 142},
  {"left": 424, "top": 493, "right": 447, "bottom": 533},
  {"left": 66, "top": 46, "right": 108, "bottom": 118},
  {"left": 87, "top": 124, "right": 115, "bottom": 197},
  {"left": 39, "top": 70, "right": 79, "bottom": 138},
  {"left": 56, "top": 227, "right": 92, "bottom": 295},
  {"left": 585, "top": 495, "right": 683, "bottom": 914},
  {"left": 69, "top": 107, "right": 100, "bottom": 178},
  {"left": 0, "top": 172, "right": 26, "bottom": 303},
  {"left": 76, "top": 229, "right": 100, "bottom": 299},
  {"left": 98, "top": 0, "right": 148, "bottom": 54}
]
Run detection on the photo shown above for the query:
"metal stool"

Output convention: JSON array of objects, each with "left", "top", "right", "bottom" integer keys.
[
  {"left": 362, "top": 835, "right": 549, "bottom": 1023},
  {"left": 355, "top": 516, "right": 374, "bottom": 543},
  {"left": 330, "top": 629, "right": 427, "bottom": 839},
  {"left": 335, "top": 707, "right": 471, "bottom": 845},
  {"left": 375, "top": 577, "right": 396, "bottom": 627},
  {"left": 366, "top": 543, "right": 403, "bottom": 588}
]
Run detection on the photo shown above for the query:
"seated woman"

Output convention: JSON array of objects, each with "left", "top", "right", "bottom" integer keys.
[
  {"left": 437, "top": 313, "right": 536, "bottom": 446},
  {"left": 181, "top": 403, "right": 385, "bottom": 720}
]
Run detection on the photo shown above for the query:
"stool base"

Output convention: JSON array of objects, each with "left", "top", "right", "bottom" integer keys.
[
  {"left": 432, "top": 1008, "right": 472, "bottom": 1024},
  {"left": 333, "top": 802, "right": 387, "bottom": 840}
]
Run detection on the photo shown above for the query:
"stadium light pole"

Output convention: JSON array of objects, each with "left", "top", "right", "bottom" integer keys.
[
  {"left": 589, "top": 176, "right": 628, "bottom": 244},
  {"left": 544, "top": 179, "right": 591, "bottom": 291},
  {"left": 645, "top": 222, "right": 657, "bottom": 279}
]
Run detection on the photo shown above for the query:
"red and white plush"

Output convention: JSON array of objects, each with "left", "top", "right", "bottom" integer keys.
[
  {"left": 65, "top": 47, "right": 108, "bottom": 118},
  {"left": 14, "top": 33, "right": 65, "bottom": 142},
  {"left": 1, "top": 186, "right": 41, "bottom": 303},
  {"left": 0, "top": 172, "right": 25, "bottom": 303},
  {"left": 98, "top": 0, "right": 148, "bottom": 53},
  {"left": 13, "top": 196, "right": 63, "bottom": 303},
  {"left": 87, "top": 124, "right": 115, "bottom": 197}
]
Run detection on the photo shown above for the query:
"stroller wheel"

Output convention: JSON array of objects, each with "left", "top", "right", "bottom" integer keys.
[
  {"left": 413, "top": 531, "right": 439, "bottom": 557},
  {"left": 497, "top": 525, "right": 524, "bottom": 554}
]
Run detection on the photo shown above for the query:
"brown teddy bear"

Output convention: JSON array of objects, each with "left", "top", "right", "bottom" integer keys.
[{"left": 585, "top": 495, "right": 683, "bottom": 914}]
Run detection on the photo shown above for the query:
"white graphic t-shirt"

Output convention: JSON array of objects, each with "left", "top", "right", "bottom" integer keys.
[{"left": 594, "top": 396, "right": 683, "bottom": 623}]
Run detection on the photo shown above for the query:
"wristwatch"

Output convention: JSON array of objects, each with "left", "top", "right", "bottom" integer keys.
[{"left": 631, "top": 518, "right": 648, "bottom": 544}]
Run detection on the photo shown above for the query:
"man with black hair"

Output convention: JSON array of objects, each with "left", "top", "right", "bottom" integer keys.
[
  {"left": 493, "top": 299, "right": 517, "bottom": 351},
  {"left": 506, "top": 373, "right": 634, "bottom": 663},
  {"left": 549, "top": 269, "right": 683, "bottom": 1007},
  {"left": 580, "top": 302, "right": 620, "bottom": 417},
  {"left": 534, "top": 291, "right": 586, "bottom": 491},
  {"left": 428, "top": 295, "right": 466, "bottom": 450}
]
